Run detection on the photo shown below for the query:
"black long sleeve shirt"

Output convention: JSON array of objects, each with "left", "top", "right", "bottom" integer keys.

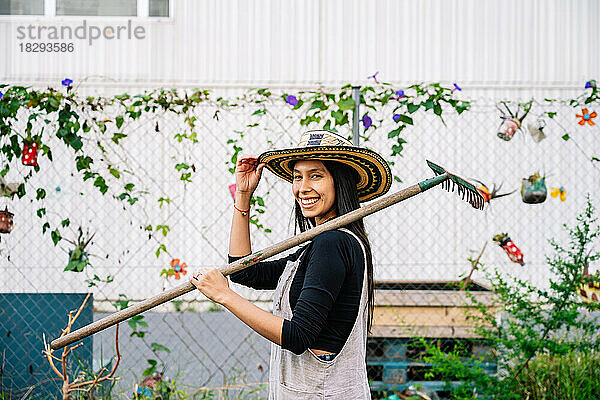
[{"left": 229, "top": 229, "right": 365, "bottom": 354}]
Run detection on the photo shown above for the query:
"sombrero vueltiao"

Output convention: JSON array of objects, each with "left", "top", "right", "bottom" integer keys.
[{"left": 258, "top": 130, "right": 392, "bottom": 202}]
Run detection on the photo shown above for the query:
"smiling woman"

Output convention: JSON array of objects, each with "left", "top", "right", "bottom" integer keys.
[{"left": 189, "top": 130, "right": 392, "bottom": 399}]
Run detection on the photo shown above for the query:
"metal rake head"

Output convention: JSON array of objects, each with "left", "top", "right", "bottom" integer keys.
[{"left": 427, "top": 160, "right": 485, "bottom": 210}]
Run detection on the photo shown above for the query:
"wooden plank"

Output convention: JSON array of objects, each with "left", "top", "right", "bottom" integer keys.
[
  {"left": 369, "top": 325, "right": 482, "bottom": 338},
  {"left": 373, "top": 306, "right": 483, "bottom": 327}
]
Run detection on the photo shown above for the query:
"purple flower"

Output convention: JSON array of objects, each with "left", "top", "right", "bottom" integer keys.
[
  {"left": 452, "top": 83, "right": 462, "bottom": 92},
  {"left": 0, "top": 91, "right": 3, "bottom": 99},
  {"left": 285, "top": 95, "right": 298, "bottom": 106},
  {"left": 585, "top": 80, "right": 596, "bottom": 89},
  {"left": 362, "top": 114, "right": 372, "bottom": 129},
  {"left": 393, "top": 114, "right": 402, "bottom": 122},
  {"left": 62, "top": 78, "right": 73, "bottom": 87},
  {"left": 367, "top": 72, "right": 379, "bottom": 83},
  {"left": 395, "top": 90, "right": 405, "bottom": 98}
]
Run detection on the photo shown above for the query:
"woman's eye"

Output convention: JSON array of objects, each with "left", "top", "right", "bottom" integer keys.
[
  {"left": 293, "top": 176, "right": 301, "bottom": 181},
  {"left": 311, "top": 174, "right": 321, "bottom": 179}
]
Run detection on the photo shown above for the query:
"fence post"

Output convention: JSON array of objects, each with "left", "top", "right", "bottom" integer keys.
[{"left": 352, "top": 85, "right": 361, "bottom": 146}]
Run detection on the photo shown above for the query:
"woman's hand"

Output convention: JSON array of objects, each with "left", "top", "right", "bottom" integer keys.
[
  {"left": 190, "top": 267, "right": 232, "bottom": 304},
  {"left": 235, "top": 155, "right": 265, "bottom": 195}
]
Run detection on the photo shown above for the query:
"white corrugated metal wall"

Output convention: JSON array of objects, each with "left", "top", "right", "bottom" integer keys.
[{"left": 1, "top": 0, "right": 598, "bottom": 89}]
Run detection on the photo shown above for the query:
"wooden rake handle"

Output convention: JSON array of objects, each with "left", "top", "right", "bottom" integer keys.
[{"left": 51, "top": 173, "right": 450, "bottom": 350}]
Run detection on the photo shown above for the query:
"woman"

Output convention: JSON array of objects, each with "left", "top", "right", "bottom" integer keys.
[{"left": 190, "top": 130, "right": 391, "bottom": 399}]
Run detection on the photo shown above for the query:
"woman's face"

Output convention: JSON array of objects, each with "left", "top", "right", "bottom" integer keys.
[{"left": 292, "top": 160, "right": 336, "bottom": 225}]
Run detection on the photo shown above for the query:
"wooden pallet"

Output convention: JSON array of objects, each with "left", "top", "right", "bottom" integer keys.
[
  {"left": 371, "top": 281, "right": 498, "bottom": 339},
  {"left": 367, "top": 337, "right": 496, "bottom": 393}
]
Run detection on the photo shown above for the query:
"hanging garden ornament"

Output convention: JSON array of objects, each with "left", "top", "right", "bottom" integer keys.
[
  {"left": 470, "top": 179, "right": 516, "bottom": 208},
  {"left": 526, "top": 116, "right": 547, "bottom": 143},
  {"left": 550, "top": 186, "right": 567, "bottom": 202},
  {"left": 0, "top": 207, "right": 14, "bottom": 233},
  {"left": 576, "top": 108, "right": 597, "bottom": 126},
  {"left": 170, "top": 258, "right": 188, "bottom": 280},
  {"left": 578, "top": 263, "right": 600, "bottom": 304},
  {"left": 521, "top": 172, "right": 547, "bottom": 204},
  {"left": 493, "top": 233, "right": 525, "bottom": 266},
  {"left": 22, "top": 141, "right": 39, "bottom": 166},
  {"left": 496, "top": 100, "right": 532, "bottom": 141},
  {"left": 228, "top": 184, "right": 237, "bottom": 200}
]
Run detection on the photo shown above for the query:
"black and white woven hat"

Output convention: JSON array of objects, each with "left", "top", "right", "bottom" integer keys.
[{"left": 258, "top": 130, "right": 392, "bottom": 202}]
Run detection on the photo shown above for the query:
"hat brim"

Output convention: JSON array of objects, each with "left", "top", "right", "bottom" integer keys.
[{"left": 258, "top": 146, "right": 392, "bottom": 202}]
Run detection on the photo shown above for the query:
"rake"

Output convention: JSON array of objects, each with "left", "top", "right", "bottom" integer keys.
[{"left": 51, "top": 160, "right": 484, "bottom": 350}]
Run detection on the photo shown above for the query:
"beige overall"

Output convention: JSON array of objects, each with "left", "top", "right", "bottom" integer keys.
[{"left": 268, "top": 228, "right": 372, "bottom": 399}]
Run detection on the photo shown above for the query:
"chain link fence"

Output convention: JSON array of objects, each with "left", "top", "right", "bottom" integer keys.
[{"left": 1, "top": 86, "right": 598, "bottom": 398}]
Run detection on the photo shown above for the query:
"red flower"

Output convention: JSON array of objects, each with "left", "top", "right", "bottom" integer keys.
[
  {"left": 576, "top": 108, "right": 597, "bottom": 126},
  {"left": 170, "top": 258, "right": 188, "bottom": 279}
]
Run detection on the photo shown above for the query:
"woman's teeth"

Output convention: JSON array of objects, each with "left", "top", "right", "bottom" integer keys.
[{"left": 301, "top": 198, "right": 319, "bottom": 206}]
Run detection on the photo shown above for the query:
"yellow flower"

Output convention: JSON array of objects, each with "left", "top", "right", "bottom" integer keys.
[{"left": 550, "top": 187, "right": 566, "bottom": 201}]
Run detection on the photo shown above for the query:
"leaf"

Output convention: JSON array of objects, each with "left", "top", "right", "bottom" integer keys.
[
  {"left": 124, "top": 183, "right": 134, "bottom": 191},
  {"left": 388, "top": 126, "right": 404, "bottom": 138},
  {"left": 115, "top": 115, "right": 124, "bottom": 129},
  {"left": 151, "top": 343, "right": 171, "bottom": 353},
  {"left": 155, "top": 244, "right": 167, "bottom": 258},
  {"left": 36, "top": 188, "right": 46, "bottom": 200},
  {"left": 42, "top": 222, "right": 50, "bottom": 234},
  {"left": 158, "top": 197, "right": 170, "bottom": 208},
  {"left": 562, "top": 134, "right": 570, "bottom": 141},
  {"left": 36, "top": 208, "right": 46, "bottom": 218},
  {"left": 142, "top": 360, "right": 157, "bottom": 376},
  {"left": 256, "top": 196, "right": 265, "bottom": 207},
  {"left": 407, "top": 103, "right": 420, "bottom": 114},
  {"left": 51, "top": 229, "right": 62, "bottom": 245},
  {"left": 391, "top": 138, "right": 408, "bottom": 156},
  {"left": 109, "top": 167, "right": 120, "bottom": 179},
  {"left": 61, "top": 218, "right": 70, "bottom": 228},
  {"left": 111, "top": 132, "right": 127, "bottom": 144},
  {"left": 399, "top": 115, "right": 413, "bottom": 125},
  {"left": 93, "top": 176, "right": 108, "bottom": 194},
  {"left": 337, "top": 97, "right": 355, "bottom": 111},
  {"left": 433, "top": 103, "right": 442, "bottom": 116},
  {"left": 75, "top": 156, "right": 93, "bottom": 171},
  {"left": 156, "top": 225, "right": 170, "bottom": 237}
]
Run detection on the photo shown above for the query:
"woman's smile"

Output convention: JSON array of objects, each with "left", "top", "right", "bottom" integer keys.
[{"left": 299, "top": 197, "right": 320, "bottom": 207}]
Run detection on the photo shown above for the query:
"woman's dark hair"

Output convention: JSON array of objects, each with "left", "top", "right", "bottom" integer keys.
[{"left": 291, "top": 160, "right": 375, "bottom": 332}]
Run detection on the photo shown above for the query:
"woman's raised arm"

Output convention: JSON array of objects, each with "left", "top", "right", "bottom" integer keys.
[{"left": 229, "top": 155, "right": 265, "bottom": 257}]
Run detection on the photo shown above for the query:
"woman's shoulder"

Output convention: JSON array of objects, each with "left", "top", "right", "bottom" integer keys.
[{"left": 312, "top": 229, "right": 362, "bottom": 250}]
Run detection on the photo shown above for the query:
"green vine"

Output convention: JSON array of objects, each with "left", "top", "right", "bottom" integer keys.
[{"left": 1, "top": 80, "right": 597, "bottom": 276}]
